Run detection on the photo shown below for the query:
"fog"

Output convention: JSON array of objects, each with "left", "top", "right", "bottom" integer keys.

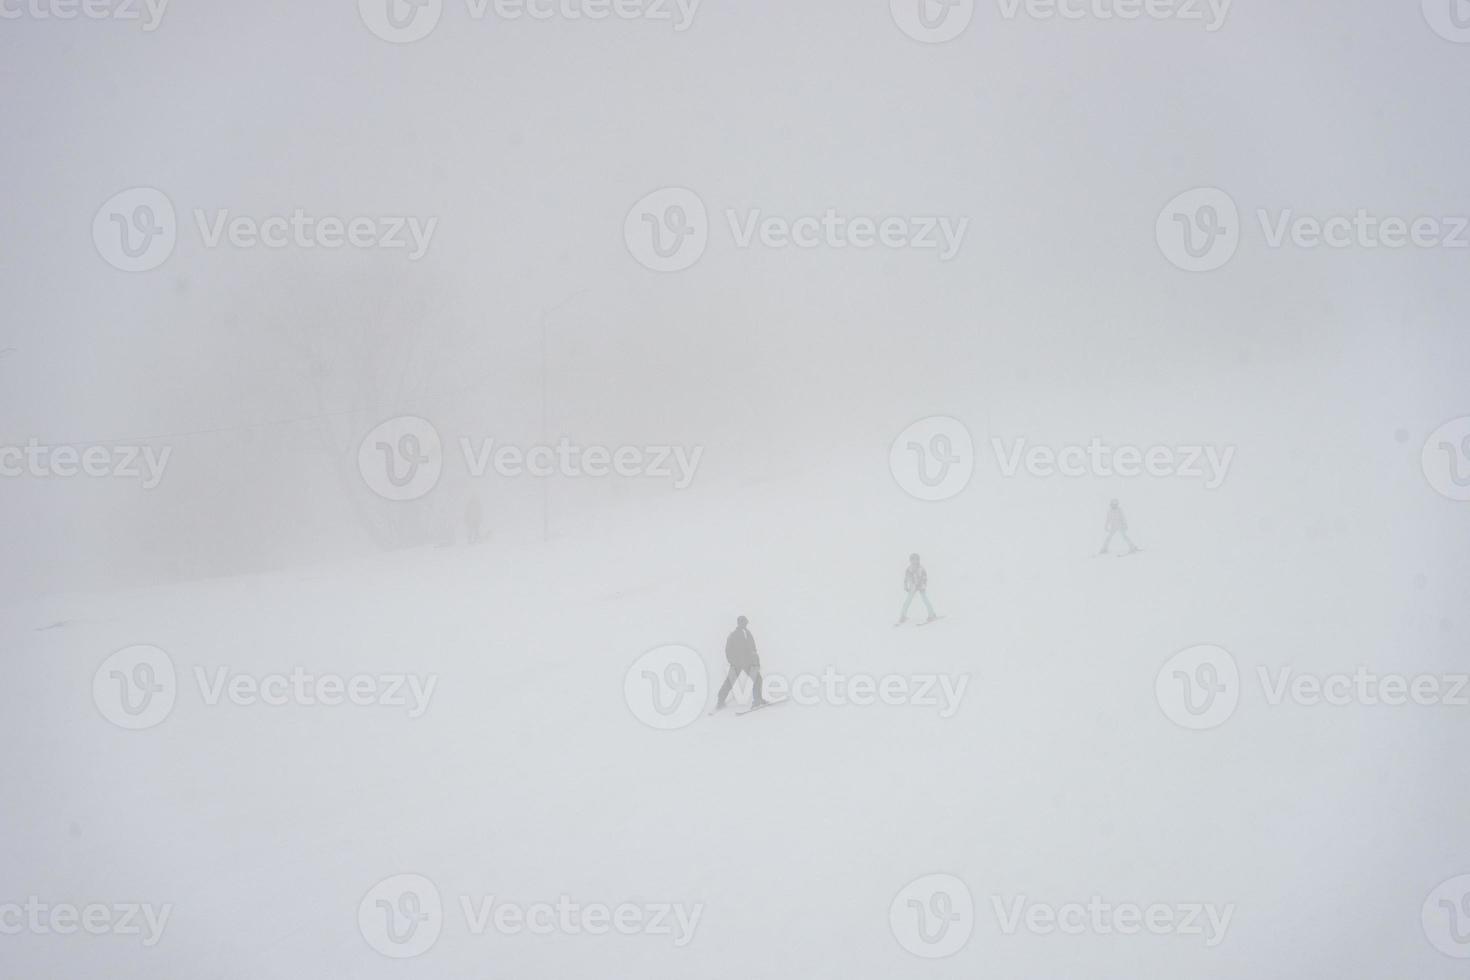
[{"left": 2, "top": 0, "right": 1469, "bottom": 977}]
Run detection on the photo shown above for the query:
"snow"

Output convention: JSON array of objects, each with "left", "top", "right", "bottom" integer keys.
[{"left": 3, "top": 453, "right": 1466, "bottom": 979}]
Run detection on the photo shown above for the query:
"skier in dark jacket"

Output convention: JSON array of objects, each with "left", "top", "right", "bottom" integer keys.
[{"left": 715, "top": 615, "right": 764, "bottom": 711}]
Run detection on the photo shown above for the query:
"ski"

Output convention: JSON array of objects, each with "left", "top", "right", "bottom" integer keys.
[{"left": 736, "top": 697, "right": 789, "bottom": 716}]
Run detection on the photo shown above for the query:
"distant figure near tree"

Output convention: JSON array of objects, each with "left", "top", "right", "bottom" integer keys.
[
  {"left": 896, "top": 553, "right": 939, "bottom": 626},
  {"left": 1099, "top": 499, "right": 1140, "bottom": 556}
]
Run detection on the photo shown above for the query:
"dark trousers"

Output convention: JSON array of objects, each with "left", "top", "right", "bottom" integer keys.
[{"left": 717, "top": 662, "right": 762, "bottom": 706}]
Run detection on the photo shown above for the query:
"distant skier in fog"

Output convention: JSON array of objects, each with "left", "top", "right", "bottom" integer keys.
[
  {"left": 714, "top": 615, "right": 765, "bottom": 712},
  {"left": 1098, "top": 499, "right": 1140, "bottom": 556},
  {"left": 896, "top": 553, "right": 939, "bottom": 626}
]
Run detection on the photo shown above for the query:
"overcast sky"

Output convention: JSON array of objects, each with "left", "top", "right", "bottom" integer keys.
[{"left": 2, "top": 0, "right": 1468, "bottom": 595}]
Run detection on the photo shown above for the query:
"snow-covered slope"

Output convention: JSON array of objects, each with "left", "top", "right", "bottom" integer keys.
[{"left": 3, "top": 449, "right": 1465, "bottom": 980}]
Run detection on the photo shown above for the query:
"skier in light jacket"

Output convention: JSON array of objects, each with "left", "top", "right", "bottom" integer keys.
[
  {"left": 1099, "top": 499, "right": 1140, "bottom": 556},
  {"left": 897, "top": 553, "right": 938, "bottom": 626}
]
